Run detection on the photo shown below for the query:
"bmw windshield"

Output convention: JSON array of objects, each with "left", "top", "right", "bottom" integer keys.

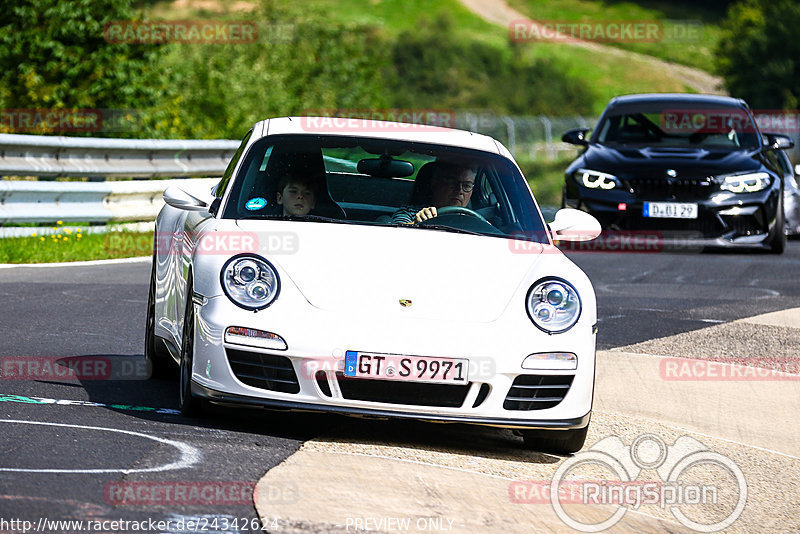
[{"left": 593, "top": 101, "right": 762, "bottom": 149}]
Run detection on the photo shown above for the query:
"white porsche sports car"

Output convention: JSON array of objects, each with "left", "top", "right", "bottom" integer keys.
[{"left": 146, "top": 117, "right": 601, "bottom": 453}]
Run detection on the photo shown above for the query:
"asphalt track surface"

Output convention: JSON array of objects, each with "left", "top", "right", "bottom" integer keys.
[{"left": 0, "top": 242, "right": 799, "bottom": 532}]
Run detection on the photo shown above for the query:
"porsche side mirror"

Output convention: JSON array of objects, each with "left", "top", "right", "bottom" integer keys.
[
  {"left": 164, "top": 186, "right": 209, "bottom": 212},
  {"left": 549, "top": 208, "right": 601, "bottom": 242}
]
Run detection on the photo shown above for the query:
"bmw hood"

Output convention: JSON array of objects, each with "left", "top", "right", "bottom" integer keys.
[
  {"left": 235, "top": 220, "right": 550, "bottom": 322},
  {"left": 583, "top": 144, "right": 762, "bottom": 177}
]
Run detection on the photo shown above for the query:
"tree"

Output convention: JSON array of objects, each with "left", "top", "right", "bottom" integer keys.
[
  {"left": 716, "top": 0, "right": 800, "bottom": 109},
  {"left": 0, "top": 0, "right": 165, "bottom": 135}
]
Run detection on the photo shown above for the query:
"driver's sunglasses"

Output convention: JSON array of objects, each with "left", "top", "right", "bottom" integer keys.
[{"left": 438, "top": 176, "right": 475, "bottom": 192}]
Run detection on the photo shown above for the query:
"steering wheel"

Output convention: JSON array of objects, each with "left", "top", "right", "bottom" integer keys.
[{"left": 432, "top": 205, "right": 489, "bottom": 223}]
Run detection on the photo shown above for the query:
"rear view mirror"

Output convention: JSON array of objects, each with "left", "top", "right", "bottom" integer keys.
[
  {"left": 765, "top": 133, "right": 795, "bottom": 150},
  {"left": 562, "top": 128, "right": 591, "bottom": 146},
  {"left": 549, "top": 208, "right": 601, "bottom": 242},
  {"left": 164, "top": 186, "right": 209, "bottom": 212},
  {"left": 357, "top": 156, "right": 415, "bottom": 178}
]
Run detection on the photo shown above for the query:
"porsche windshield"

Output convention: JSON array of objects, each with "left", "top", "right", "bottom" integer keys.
[
  {"left": 594, "top": 102, "right": 761, "bottom": 149},
  {"left": 222, "top": 134, "right": 547, "bottom": 241}
]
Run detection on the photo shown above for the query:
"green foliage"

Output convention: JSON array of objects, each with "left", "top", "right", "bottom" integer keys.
[
  {"left": 151, "top": 16, "right": 395, "bottom": 138},
  {"left": 716, "top": 0, "right": 800, "bottom": 109},
  {"left": 0, "top": 0, "right": 165, "bottom": 134},
  {"left": 391, "top": 16, "right": 593, "bottom": 115}
]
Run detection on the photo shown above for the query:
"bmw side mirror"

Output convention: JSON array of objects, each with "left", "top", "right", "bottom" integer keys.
[
  {"left": 562, "top": 128, "right": 591, "bottom": 146},
  {"left": 163, "top": 186, "right": 210, "bottom": 212},
  {"left": 765, "top": 133, "right": 794, "bottom": 150}
]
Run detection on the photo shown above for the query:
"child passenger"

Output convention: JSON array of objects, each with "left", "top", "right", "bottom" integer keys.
[{"left": 276, "top": 174, "right": 317, "bottom": 216}]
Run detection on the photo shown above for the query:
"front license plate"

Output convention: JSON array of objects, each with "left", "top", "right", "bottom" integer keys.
[
  {"left": 344, "top": 351, "right": 469, "bottom": 385},
  {"left": 643, "top": 202, "right": 698, "bottom": 219}
]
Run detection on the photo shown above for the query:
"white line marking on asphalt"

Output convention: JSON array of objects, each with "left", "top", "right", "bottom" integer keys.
[
  {"left": 0, "top": 419, "right": 201, "bottom": 474},
  {"left": 598, "top": 410, "right": 800, "bottom": 461},
  {"left": 0, "top": 256, "right": 150, "bottom": 269}
]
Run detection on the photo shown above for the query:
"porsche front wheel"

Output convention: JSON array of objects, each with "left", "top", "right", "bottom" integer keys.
[{"left": 179, "top": 277, "right": 204, "bottom": 417}]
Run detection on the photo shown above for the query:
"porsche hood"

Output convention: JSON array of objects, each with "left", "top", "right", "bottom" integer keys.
[{"left": 235, "top": 220, "right": 555, "bottom": 322}]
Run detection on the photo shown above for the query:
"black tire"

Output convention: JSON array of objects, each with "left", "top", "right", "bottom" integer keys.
[
  {"left": 179, "top": 276, "right": 204, "bottom": 417},
  {"left": 768, "top": 196, "right": 786, "bottom": 254},
  {"left": 521, "top": 425, "right": 589, "bottom": 455},
  {"left": 144, "top": 259, "right": 175, "bottom": 378}
]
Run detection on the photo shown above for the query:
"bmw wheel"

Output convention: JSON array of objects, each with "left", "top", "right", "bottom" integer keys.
[{"left": 767, "top": 196, "right": 786, "bottom": 254}]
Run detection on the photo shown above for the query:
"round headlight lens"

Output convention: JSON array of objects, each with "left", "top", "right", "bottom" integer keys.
[
  {"left": 221, "top": 255, "right": 280, "bottom": 310},
  {"left": 526, "top": 278, "right": 581, "bottom": 333}
]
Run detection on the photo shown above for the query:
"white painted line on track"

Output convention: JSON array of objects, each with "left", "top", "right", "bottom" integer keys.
[
  {"left": 0, "top": 419, "right": 200, "bottom": 474},
  {"left": 0, "top": 256, "right": 150, "bottom": 269}
]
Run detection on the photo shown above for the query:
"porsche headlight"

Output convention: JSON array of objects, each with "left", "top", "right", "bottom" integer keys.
[
  {"left": 719, "top": 172, "right": 771, "bottom": 193},
  {"left": 526, "top": 278, "right": 581, "bottom": 334},
  {"left": 221, "top": 255, "right": 280, "bottom": 310},
  {"left": 575, "top": 168, "right": 619, "bottom": 190}
]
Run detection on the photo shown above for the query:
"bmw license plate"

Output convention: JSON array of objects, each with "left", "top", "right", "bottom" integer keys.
[
  {"left": 643, "top": 202, "right": 698, "bottom": 219},
  {"left": 344, "top": 351, "right": 469, "bottom": 384}
]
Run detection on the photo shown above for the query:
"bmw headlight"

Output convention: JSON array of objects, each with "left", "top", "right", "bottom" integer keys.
[
  {"left": 575, "top": 168, "right": 619, "bottom": 190},
  {"left": 719, "top": 172, "right": 771, "bottom": 193},
  {"left": 221, "top": 255, "right": 280, "bottom": 310},
  {"left": 526, "top": 278, "right": 581, "bottom": 334}
]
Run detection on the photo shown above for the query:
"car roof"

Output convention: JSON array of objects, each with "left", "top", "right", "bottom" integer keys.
[
  {"left": 253, "top": 116, "right": 503, "bottom": 155},
  {"left": 607, "top": 93, "right": 748, "bottom": 109}
]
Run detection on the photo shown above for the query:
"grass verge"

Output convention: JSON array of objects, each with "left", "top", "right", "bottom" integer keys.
[{"left": 0, "top": 230, "right": 153, "bottom": 264}]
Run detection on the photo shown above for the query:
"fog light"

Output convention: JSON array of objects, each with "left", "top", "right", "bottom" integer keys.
[
  {"left": 522, "top": 352, "right": 577, "bottom": 370},
  {"left": 224, "top": 327, "right": 287, "bottom": 350}
]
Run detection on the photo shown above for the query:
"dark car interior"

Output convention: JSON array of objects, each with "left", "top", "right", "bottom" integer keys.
[{"left": 221, "top": 134, "right": 548, "bottom": 241}]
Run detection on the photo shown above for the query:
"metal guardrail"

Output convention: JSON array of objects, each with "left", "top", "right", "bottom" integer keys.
[
  {"left": 0, "top": 133, "right": 239, "bottom": 178},
  {"left": 0, "top": 120, "right": 588, "bottom": 232},
  {"left": 0, "top": 133, "right": 233, "bottom": 231},
  {"left": 0, "top": 178, "right": 219, "bottom": 227}
]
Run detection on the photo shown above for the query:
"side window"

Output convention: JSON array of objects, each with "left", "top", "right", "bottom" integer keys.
[{"left": 215, "top": 130, "right": 253, "bottom": 198}]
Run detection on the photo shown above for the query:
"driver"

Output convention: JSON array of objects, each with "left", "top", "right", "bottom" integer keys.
[{"left": 391, "top": 162, "right": 476, "bottom": 224}]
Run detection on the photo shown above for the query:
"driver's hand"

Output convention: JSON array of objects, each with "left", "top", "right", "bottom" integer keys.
[{"left": 414, "top": 206, "right": 437, "bottom": 223}]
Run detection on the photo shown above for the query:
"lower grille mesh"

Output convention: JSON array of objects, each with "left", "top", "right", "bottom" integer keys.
[
  {"left": 336, "top": 373, "right": 470, "bottom": 407},
  {"left": 226, "top": 349, "right": 300, "bottom": 394},
  {"left": 504, "top": 375, "right": 573, "bottom": 411}
]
